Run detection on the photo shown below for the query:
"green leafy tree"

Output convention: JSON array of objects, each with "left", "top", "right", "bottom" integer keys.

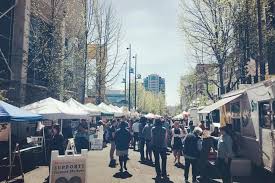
[
  {"left": 180, "top": 0, "right": 240, "bottom": 95},
  {"left": 132, "top": 83, "right": 166, "bottom": 115}
]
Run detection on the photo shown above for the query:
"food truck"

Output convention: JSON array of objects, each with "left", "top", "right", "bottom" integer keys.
[{"left": 199, "top": 79, "right": 275, "bottom": 173}]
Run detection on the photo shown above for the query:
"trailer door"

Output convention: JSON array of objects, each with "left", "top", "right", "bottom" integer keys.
[{"left": 259, "top": 102, "right": 273, "bottom": 171}]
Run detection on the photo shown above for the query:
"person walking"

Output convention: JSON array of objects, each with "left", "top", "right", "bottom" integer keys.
[
  {"left": 187, "top": 121, "right": 195, "bottom": 134},
  {"left": 199, "top": 121, "right": 206, "bottom": 131},
  {"left": 198, "top": 130, "right": 215, "bottom": 182},
  {"left": 171, "top": 121, "right": 184, "bottom": 165},
  {"left": 114, "top": 121, "right": 132, "bottom": 172},
  {"left": 132, "top": 119, "right": 140, "bottom": 151},
  {"left": 109, "top": 120, "right": 118, "bottom": 167},
  {"left": 142, "top": 119, "right": 153, "bottom": 163},
  {"left": 139, "top": 117, "right": 147, "bottom": 162},
  {"left": 183, "top": 127, "right": 203, "bottom": 183},
  {"left": 75, "top": 123, "right": 89, "bottom": 153},
  {"left": 151, "top": 119, "right": 168, "bottom": 179},
  {"left": 216, "top": 126, "right": 233, "bottom": 183},
  {"left": 46, "top": 124, "right": 64, "bottom": 182}
]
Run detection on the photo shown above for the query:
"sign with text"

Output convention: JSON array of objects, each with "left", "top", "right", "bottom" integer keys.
[
  {"left": 90, "top": 138, "right": 103, "bottom": 150},
  {"left": 50, "top": 149, "right": 88, "bottom": 183},
  {"left": 0, "top": 123, "right": 9, "bottom": 141}
]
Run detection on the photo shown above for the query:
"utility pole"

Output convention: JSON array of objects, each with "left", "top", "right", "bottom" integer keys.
[
  {"left": 133, "top": 54, "right": 137, "bottom": 111},
  {"left": 124, "top": 60, "right": 127, "bottom": 103},
  {"left": 82, "top": 0, "right": 88, "bottom": 103},
  {"left": 127, "top": 44, "right": 131, "bottom": 111}
]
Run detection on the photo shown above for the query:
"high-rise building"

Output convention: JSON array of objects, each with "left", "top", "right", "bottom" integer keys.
[{"left": 143, "top": 74, "right": 165, "bottom": 94}]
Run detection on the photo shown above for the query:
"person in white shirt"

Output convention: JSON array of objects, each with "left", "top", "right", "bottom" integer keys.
[{"left": 132, "top": 120, "right": 140, "bottom": 151}]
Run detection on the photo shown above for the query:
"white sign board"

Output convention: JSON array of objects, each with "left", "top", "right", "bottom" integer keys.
[
  {"left": 50, "top": 149, "right": 88, "bottom": 183},
  {"left": 90, "top": 138, "right": 103, "bottom": 150}
]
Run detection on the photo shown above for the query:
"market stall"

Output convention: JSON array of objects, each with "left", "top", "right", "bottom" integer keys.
[
  {"left": 85, "top": 103, "right": 114, "bottom": 117},
  {"left": 0, "top": 101, "right": 42, "bottom": 180},
  {"left": 65, "top": 98, "right": 101, "bottom": 117},
  {"left": 144, "top": 113, "right": 156, "bottom": 119},
  {"left": 98, "top": 103, "right": 123, "bottom": 117},
  {"left": 22, "top": 97, "right": 89, "bottom": 120},
  {"left": 172, "top": 113, "right": 183, "bottom": 120}
]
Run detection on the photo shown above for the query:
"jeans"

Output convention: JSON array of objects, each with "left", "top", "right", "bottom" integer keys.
[
  {"left": 139, "top": 138, "right": 145, "bottom": 161},
  {"left": 145, "top": 139, "right": 152, "bottom": 161},
  {"left": 184, "top": 158, "right": 198, "bottom": 181},
  {"left": 110, "top": 141, "right": 116, "bottom": 160},
  {"left": 133, "top": 132, "right": 139, "bottom": 150},
  {"left": 153, "top": 147, "right": 167, "bottom": 176}
]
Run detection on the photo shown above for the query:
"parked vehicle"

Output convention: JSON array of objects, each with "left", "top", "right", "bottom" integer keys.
[{"left": 199, "top": 79, "right": 275, "bottom": 173}]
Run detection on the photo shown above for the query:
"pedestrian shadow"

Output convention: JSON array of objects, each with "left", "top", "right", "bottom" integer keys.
[
  {"left": 113, "top": 171, "right": 133, "bottom": 179},
  {"left": 152, "top": 177, "right": 174, "bottom": 183},
  {"left": 138, "top": 160, "right": 155, "bottom": 167}
]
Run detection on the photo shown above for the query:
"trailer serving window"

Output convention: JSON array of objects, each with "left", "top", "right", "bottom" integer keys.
[
  {"left": 231, "top": 102, "right": 241, "bottom": 132},
  {"left": 259, "top": 102, "right": 271, "bottom": 129}
]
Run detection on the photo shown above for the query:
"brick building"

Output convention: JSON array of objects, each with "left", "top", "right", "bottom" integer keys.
[{"left": 0, "top": 0, "right": 86, "bottom": 106}]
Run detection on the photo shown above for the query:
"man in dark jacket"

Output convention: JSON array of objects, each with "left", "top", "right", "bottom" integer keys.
[
  {"left": 151, "top": 119, "right": 168, "bottom": 179},
  {"left": 115, "top": 121, "right": 131, "bottom": 172},
  {"left": 139, "top": 117, "right": 147, "bottom": 162},
  {"left": 109, "top": 120, "right": 118, "bottom": 167},
  {"left": 183, "top": 127, "right": 203, "bottom": 182},
  {"left": 48, "top": 124, "right": 64, "bottom": 180}
]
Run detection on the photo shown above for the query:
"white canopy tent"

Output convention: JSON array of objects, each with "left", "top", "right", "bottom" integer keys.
[
  {"left": 109, "top": 104, "right": 121, "bottom": 112},
  {"left": 65, "top": 98, "right": 101, "bottom": 116},
  {"left": 173, "top": 113, "right": 184, "bottom": 120},
  {"left": 120, "top": 106, "right": 130, "bottom": 116},
  {"left": 22, "top": 97, "right": 89, "bottom": 120},
  {"left": 85, "top": 103, "right": 114, "bottom": 116},
  {"left": 144, "top": 113, "right": 155, "bottom": 119},
  {"left": 98, "top": 103, "right": 123, "bottom": 117}
]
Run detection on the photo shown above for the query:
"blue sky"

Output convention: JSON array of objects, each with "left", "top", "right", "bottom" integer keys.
[{"left": 110, "top": 0, "right": 192, "bottom": 106}]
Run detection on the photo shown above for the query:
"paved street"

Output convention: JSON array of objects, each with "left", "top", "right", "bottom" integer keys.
[
  {"left": 2, "top": 146, "right": 274, "bottom": 183},
  {"left": 5, "top": 146, "right": 183, "bottom": 183}
]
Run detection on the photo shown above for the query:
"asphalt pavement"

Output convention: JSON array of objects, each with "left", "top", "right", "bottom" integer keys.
[{"left": 2, "top": 146, "right": 274, "bottom": 183}]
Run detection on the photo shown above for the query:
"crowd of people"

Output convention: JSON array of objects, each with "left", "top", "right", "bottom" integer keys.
[
  {"left": 43, "top": 115, "right": 237, "bottom": 183},
  {"left": 104, "top": 116, "right": 236, "bottom": 183}
]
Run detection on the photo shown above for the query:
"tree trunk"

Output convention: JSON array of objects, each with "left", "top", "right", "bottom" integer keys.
[
  {"left": 219, "top": 64, "right": 225, "bottom": 96},
  {"left": 257, "top": 0, "right": 265, "bottom": 81}
]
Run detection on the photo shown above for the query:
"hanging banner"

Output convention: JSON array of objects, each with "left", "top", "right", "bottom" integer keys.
[
  {"left": 50, "top": 149, "right": 88, "bottom": 183},
  {"left": 0, "top": 123, "right": 9, "bottom": 141}
]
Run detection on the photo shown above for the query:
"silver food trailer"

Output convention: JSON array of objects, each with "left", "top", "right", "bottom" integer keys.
[{"left": 199, "top": 79, "right": 275, "bottom": 173}]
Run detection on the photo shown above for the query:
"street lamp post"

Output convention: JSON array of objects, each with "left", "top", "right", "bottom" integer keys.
[
  {"left": 133, "top": 54, "right": 137, "bottom": 111},
  {"left": 127, "top": 44, "right": 131, "bottom": 111},
  {"left": 122, "top": 60, "right": 127, "bottom": 103}
]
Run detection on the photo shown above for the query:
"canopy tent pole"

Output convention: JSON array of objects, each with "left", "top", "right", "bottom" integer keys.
[
  {"left": 60, "top": 119, "right": 63, "bottom": 134},
  {"left": 43, "top": 127, "right": 47, "bottom": 162},
  {"left": 9, "top": 123, "right": 11, "bottom": 174}
]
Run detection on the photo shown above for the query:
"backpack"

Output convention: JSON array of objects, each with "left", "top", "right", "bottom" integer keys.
[{"left": 105, "top": 128, "right": 111, "bottom": 142}]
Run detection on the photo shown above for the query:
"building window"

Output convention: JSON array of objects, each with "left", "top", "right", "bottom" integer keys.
[
  {"left": 27, "top": 15, "right": 52, "bottom": 86},
  {"left": 259, "top": 102, "right": 271, "bottom": 129}
]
